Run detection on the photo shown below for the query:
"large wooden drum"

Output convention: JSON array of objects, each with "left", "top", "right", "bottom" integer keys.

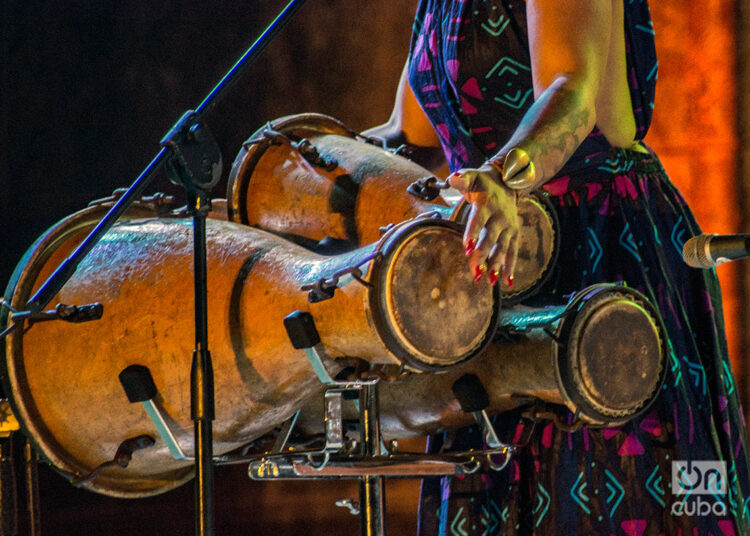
[
  {"left": 1, "top": 203, "right": 498, "bottom": 498},
  {"left": 227, "top": 113, "right": 559, "bottom": 303}
]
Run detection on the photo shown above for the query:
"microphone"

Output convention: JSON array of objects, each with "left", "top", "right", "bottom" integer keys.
[{"left": 682, "top": 233, "right": 750, "bottom": 268}]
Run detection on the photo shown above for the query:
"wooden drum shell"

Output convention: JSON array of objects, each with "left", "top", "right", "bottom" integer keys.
[
  {"left": 2, "top": 208, "right": 496, "bottom": 497},
  {"left": 298, "top": 285, "right": 667, "bottom": 439},
  {"left": 227, "top": 113, "right": 559, "bottom": 303}
]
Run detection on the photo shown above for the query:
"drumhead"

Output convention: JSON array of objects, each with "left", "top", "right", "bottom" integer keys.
[
  {"left": 369, "top": 218, "right": 500, "bottom": 371},
  {"left": 557, "top": 286, "right": 666, "bottom": 423}
]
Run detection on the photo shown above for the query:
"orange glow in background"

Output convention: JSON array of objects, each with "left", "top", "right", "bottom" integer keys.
[{"left": 647, "top": 3, "right": 742, "bottom": 381}]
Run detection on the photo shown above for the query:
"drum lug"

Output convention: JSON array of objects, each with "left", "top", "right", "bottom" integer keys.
[
  {"left": 293, "top": 139, "right": 338, "bottom": 171},
  {"left": 300, "top": 254, "right": 378, "bottom": 303},
  {"left": 244, "top": 127, "right": 338, "bottom": 171},
  {"left": 118, "top": 365, "right": 193, "bottom": 461},
  {"left": 88, "top": 188, "right": 177, "bottom": 216},
  {"left": 452, "top": 374, "right": 515, "bottom": 469},
  {"left": 335, "top": 498, "right": 360, "bottom": 516},
  {"left": 406, "top": 176, "right": 449, "bottom": 201}
]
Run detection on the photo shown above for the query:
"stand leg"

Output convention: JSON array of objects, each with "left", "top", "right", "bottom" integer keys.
[
  {"left": 191, "top": 211, "right": 215, "bottom": 536},
  {"left": 359, "top": 384, "right": 386, "bottom": 536},
  {"left": 24, "top": 439, "right": 40, "bottom": 536},
  {"left": 359, "top": 476, "right": 385, "bottom": 536}
]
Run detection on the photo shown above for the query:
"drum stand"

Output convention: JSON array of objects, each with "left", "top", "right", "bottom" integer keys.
[{"left": 124, "top": 310, "right": 514, "bottom": 536}]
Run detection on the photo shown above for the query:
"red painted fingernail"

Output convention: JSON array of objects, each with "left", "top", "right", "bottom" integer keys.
[
  {"left": 506, "top": 274, "right": 514, "bottom": 288},
  {"left": 465, "top": 239, "right": 476, "bottom": 256},
  {"left": 489, "top": 270, "right": 499, "bottom": 286},
  {"left": 474, "top": 264, "right": 485, "bottom": 282}
]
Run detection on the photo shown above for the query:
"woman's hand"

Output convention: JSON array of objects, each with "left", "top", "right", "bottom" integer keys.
[{"left": 449, "top": 163, "right": 519, "bottom": 287}]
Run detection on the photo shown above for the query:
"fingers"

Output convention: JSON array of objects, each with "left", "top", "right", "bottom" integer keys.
[
  {"left": 463, "top": 202, "right": 487, "bottom": 256},
  {"left": 503, "top": 234, "right": 519, "bottom": 288},
  {"left": 468, "top": 212, "right": 518, "bottom": 285},
  {"left": 451, "top": 166, "right": 519, "bottom": 285}
]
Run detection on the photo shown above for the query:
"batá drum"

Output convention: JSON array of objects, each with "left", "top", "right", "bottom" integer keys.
[
  {"left": 297, "top": 284, "right": 667, "bottom": 439},
  {"left": 1, "top": 201, "right": 498, "bottom": 497},
  {"left": 227, "top": 113, "right": 559, "bottom": 304}
]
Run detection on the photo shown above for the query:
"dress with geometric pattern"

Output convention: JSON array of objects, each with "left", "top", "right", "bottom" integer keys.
[{"left": 408, "top": 1, "right": 750, "bottom": 534}]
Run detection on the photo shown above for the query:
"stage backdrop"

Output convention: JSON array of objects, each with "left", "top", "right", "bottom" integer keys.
[{"left": 0, "top": 1, "right": 744, "bottom": 534}]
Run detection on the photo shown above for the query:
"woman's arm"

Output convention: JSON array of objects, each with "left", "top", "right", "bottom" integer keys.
[
  {"left": 451, "top": 0, "right": 616, "bottom": 284},
  {"left": 501, "top": 0, "right": 611, "bottom": 184},
  {"left": 363, "top": 61, "right": 448, "bottom": 175}
]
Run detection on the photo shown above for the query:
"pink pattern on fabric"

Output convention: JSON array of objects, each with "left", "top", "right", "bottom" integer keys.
[
  {"left": 461, "top": 77, "right": 483, "bottom": 99},
  {"left": 461, "top": 96, "right": 477, "bottom": 114},
  {"left": 719, "top": 396, "right": 728, "bottom": 412},
  {"left": 453, "top": 141, "right": 468, "bottom": 164},
  {"left": 513, "top": 423, "right": 525, "bottom": 444},
  {"left": 484, "top": 142, "right": 497, "bottom": 150},
  {"left": 413, "top": 34, "right": 424, "bottom": 57},
  {"left": 639, "top": 411, "right": 662, "bottom": 436},
  {"left": 603, "top": 427, "right": 621, "bottom": 440},
  {"left": 541, "top": 422, "right": 554, "bottom": 448},
  {"left": 723, "top": 420, "right": 731, "bottom": 437},
  {"left": 598, "top": 195, "right": 611, "bottom": 215},
  {"left": 511, "top": 459, "right": 521, "bottom": 483},
  {"left": 570, "top": 191, "right": 580, "bottom": 206},
  {"left": 417, "top": 50, "right": 432, "bottom": 72},
  {"left": 617, "top": 433, "right": 645, "bottom": 456},
  {"left": 614, "top": 175, "right": 639, "bottom": 199},
  {"left": 429, "top": 30, "right": 438, "bottom": 55},
  {"left": 542, "top": 176, "right": 570, "bottom": 197},
  {"left": 435, "top": 123, "right": 450, "bottom": 142},
  {"left": 446, "top": 59, "right": 460, "bottom": 81},
  {"left": 718, "top": 520, "right": 737, "bottom": 536},
  {"left": 585, "top": 182, "right": 603, "bottom": 201},
  {"left": 621, "top": 520, "right": 647, "bottom": 536},
  {"left": 638, "top": 175, "right": 650, "bottom": 198},
  {"left": 740, "top": 404, "right": 746, "bottom": 428}
]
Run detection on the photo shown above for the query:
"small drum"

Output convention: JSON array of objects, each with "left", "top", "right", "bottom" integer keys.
[
  {"left": 227, "top": 113, "right": 558, "bottom": 303},
  {"left": 297, "top": 284, "right": 666, "bottom": 439},
  {"left": 2, "top": 204, "right": 498, "bottom": 497}
]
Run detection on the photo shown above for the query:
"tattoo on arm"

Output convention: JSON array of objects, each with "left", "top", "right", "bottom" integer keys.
[{"left": 506, "top": 85, "right": 594, "bottom": 184}]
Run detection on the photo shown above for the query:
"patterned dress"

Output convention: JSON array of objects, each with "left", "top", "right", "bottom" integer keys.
[{"left": 408, "top": 1, "right": 750, "bottom": 535}]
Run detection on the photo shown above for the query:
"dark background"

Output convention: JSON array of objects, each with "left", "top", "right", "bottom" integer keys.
[{"left": 0, "top": 1, "right": 422, "bottom": 534}]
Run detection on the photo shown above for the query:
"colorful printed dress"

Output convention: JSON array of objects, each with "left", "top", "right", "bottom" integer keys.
[{"left": 408, "top": 1, "right": 750, "bottom": 534}]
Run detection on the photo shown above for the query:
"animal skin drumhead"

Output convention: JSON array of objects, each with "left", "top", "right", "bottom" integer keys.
[{"left": 381, "top": 226, "right": 494, "bottom": 367}]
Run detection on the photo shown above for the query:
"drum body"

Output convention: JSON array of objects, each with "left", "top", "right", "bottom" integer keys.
[
  {"left": 298, "top": 285, "right": 667, "bottom": 438},
  {"left": 227, "top": 113, "right": 558, "bottom": 303},
  {"left": 2, "top": 207, "right": 497, "bottom": 497}
]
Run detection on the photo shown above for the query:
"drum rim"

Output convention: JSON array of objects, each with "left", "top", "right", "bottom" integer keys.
[
  {"left": 226, "top": 113, "right": 358, "bottom": 226},
  {"left": 553, "top": 285, "right": 667, "bottom": 425},
  {"left": 1, "top": 203, "right": 194, "bottom": 498},
  {"left": 366, "top": 216, "right": 501, "bottom": 372},
  {"left": 500, "top": 191, "right": 560, "bottom": 306}
]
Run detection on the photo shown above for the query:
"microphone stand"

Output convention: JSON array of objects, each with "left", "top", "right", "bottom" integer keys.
[{"left": 3, "top": 1, "right": 308, "bottom": 534}]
